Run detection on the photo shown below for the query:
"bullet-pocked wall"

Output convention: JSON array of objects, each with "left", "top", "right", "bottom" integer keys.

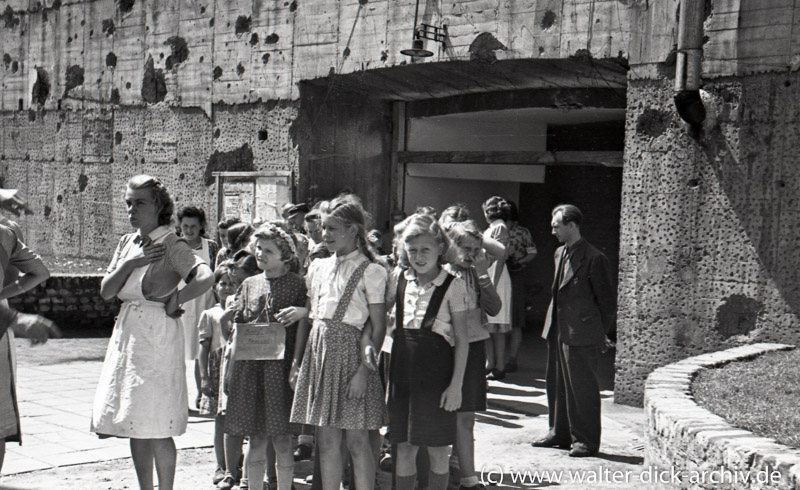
[
  {"left": 0, "top": 0, "right": 633, "bottom": 259},
  {"left": 9, "top": 0, "right": 800, "bottom": 404},
  {"left": 0, "top": 103, "right": 299, "bottom": 259},
  {"left": 616, "top": 1, "right": 800, "bottom": 404}
]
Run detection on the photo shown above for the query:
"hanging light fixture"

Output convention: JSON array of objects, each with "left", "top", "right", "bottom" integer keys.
[{"left": 400, "top": 0, "right": 447, "bottom": 58}]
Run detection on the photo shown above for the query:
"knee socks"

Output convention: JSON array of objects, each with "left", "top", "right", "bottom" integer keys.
[
  {"left": 396, "top": 473, "right": 417, "bottom": 490},
  {"left": 428, "top": 470, "right": 450, "bottom": 490}
]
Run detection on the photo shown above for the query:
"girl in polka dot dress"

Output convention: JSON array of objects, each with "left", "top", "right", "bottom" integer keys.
[
  {"left": 279, "top": 194, "right": 388, "bottom": 490},
  {"left": 221, "top": 224, "right": 309, "bottom": 490}
]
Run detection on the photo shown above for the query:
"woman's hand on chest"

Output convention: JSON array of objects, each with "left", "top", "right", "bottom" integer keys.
[{"left": 125, "top": 241, "right": 166, "bottom": 269}]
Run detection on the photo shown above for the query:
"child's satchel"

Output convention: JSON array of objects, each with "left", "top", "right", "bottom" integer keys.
[
  {"left": 231, "top": 322, "right": 286, "bottom": 360},
  {"left": 230, "top": 284, "right": 286, "bottom": 361}
]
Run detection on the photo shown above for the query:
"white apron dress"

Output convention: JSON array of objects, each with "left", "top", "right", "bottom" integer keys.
[
  {"left": 181, "top": 238, "right": 214, "bottom": 361},
  {"left": 91, "top": 235, "right": 188, "bottom": 439}
]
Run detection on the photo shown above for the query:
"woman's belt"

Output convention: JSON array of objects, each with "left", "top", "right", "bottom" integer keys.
[{"left": 120, "top": 299, "right": 166, "bottom": 310}]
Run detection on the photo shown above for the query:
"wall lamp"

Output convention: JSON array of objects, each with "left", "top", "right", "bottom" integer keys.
[{"left": 400, "top": 0, "right": 447, "bottom": 58}]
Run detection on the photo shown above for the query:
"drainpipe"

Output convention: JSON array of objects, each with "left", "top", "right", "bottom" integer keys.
[{"left": 674, "top": 0, "right": 706, "bottom": 129}]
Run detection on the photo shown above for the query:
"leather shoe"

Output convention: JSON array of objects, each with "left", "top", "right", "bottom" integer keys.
[
  {"left": 531, "top": 436, "right": 570, "bottom": 449},
  {"left": 568, "top": 445, "right": 597, "bottom": 458},
  {"left": 293, "top": 442, "right": 313, "bottom": 461},
  {"left": 505, "top": 359, "right": 518, "bottom": 373}
]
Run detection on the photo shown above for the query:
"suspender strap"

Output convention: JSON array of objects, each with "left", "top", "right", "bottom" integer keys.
[
  {"left": 421, "top": 274, "right": 454, "bottom": 331},
  {"left": 332, "top": 260, "right": 371, "bottom": 322},
  {"left": 395, "top": 272, "right": 407, "bottom": 330},
  {"left": 395, "top": 271, "right": 455, "bottom": 331}
]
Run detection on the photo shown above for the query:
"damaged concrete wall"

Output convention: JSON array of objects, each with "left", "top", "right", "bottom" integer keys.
[
  {"left": 2, "top": 0, "right": 634, "bottom": 111},
  {"left": 616, "top": 1, "right": 800, "bottom": 404},
  {"left": 0, "top": 0, "right": 633, "bottom": 258},
  {"left": 0, "top": 102, "right": 297, "bottom": 259}
]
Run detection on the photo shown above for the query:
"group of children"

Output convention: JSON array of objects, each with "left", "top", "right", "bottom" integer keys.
[{"left": 191, "top": 194, "right": 508, "bottom": 490}]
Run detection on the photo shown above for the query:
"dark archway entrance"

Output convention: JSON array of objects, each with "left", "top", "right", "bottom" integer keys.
[{"left": 295, "top": 56, "right": 626, "bottom": 352}]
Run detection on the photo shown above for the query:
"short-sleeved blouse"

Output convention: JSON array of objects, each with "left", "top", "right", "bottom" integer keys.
[
  {"left": 486, "top": 219, "right": 510, "bottom": 247},
  {"left": 198, "top": 304, "right": 226, "bottom": 352},
  {"left": 107, "top": 225, "right": 205, "bottom": 300},
  {"left": 507, "top": 223, "right": 536, "bottom": 263},
  {"left": 306, "top": 249, "right": 387, "bottom": 329},
  {"left": 385, "top": 268, "right": 474, "bottom": 346}
]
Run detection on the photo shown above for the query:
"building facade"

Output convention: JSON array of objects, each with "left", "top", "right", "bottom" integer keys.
[{"left": 0, "top": 0, "right": 797, "bottom": 403}]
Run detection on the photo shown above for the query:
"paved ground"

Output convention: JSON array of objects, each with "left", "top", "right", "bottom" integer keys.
[
  {"left": 0, "top": 337, "right": 649, "bottom": 489},
  {"left": 3, "top": 360, "right": 214, "bottom": 476}
]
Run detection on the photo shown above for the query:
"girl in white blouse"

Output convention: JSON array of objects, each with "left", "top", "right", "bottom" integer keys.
[{"left": 280, "top": 194, "right": 387, "bottom": 490}]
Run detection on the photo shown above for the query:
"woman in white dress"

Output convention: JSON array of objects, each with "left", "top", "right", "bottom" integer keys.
[
  {"left": 92, "top": 175, "right": 213, "bottom": 490},
  {"left": 177, "top": 206, "right": 218, "bottom": 408},
  {"left": 481, "top": 196, "right": 513, "bottom": 381}
]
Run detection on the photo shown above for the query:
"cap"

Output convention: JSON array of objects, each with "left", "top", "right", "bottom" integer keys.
[
  {"left": 281, "top": 203, "right": 295, "bottom": 218},
  {"left": 287, "top": 203, "right": 310, "bottom": 219}
]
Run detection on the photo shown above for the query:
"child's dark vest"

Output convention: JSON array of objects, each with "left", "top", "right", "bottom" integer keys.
[{"left": 391, "top": 271, "right": 455, "bottom": 384}]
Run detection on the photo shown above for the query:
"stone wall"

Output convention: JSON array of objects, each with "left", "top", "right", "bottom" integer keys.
[
  {"left": 615, "top": 0, "right": 800, "bottom": 405},
  {"left": 0, "top": 0, "right": 633, "bottom": 260},
  {"left": 8, "top": 274, "right": 119, "bottom": 332},
  {"left": 644, "top": 343, "right": 798, "bottom": 489}
]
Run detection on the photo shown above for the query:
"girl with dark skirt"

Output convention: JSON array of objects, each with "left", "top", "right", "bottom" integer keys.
[
  {"left": 384, "top": 212, "right": 471, "bottom": 490},
  {"left": 443, "top": 219, "right": 503, "bottom": 490}
]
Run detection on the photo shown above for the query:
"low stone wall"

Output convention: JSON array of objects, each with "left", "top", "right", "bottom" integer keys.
[
  {"left": 8, "top": 275, "right": 118, "bottom": 334},
  {"left": 644, "top": 343, "right": 800, "bottom": 489}
]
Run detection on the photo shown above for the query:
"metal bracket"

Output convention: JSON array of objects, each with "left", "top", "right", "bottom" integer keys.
[{"left": 417, "top": 23, "right": 448, "bottom": 44}]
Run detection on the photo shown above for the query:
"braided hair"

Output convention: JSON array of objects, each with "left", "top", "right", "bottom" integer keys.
[
  {"left": 482, "top": 196, "right": 511, "bottom": 221},
  {"left": 439, "top": 204, "right": 471, "bottom": 228},
  {"left": 254, "top": 222, "right": 300, "bottom": 273},
  {"left": 226, "top": 222, "right": 255, "bottom": 253}
]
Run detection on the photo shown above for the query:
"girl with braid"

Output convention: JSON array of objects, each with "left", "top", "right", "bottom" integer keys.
[{"left": 278, "top": 194, "right": 387, "bottom": 490}]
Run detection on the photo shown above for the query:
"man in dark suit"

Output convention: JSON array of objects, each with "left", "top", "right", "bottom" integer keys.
[{"left": 532, "top": 204, "right": 616, "bottom": 457}]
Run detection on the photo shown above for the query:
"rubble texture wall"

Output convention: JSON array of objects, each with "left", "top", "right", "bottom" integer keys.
[
  {"left": 0, "top": 103, "right": 298, "bottom": 259},
  {"left": 0, "top": 0, "right": 633, "bottom": 258},
  {"left": 617, "top": 1, "right": 800, "bottom": 405},
  {"left": 5, "top": 0, "right": 800, "bottom": 402}
]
